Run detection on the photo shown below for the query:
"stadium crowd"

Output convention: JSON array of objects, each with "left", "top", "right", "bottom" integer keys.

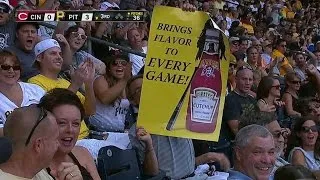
[{"left": 1, "top": 0, "right": 320, "bottom": 179}]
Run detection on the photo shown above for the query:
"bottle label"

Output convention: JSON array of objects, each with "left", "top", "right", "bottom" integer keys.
[{"left": 190, "top": 88, "right": 219, "bottom": 123}]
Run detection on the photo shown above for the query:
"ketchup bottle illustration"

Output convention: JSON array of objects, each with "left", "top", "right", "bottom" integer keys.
[
  {"left": 185, "top": 28, "right": 222, "bottom": 133},
  {"left": 166, "top": 20, "right": 226, "bottom": 133}
]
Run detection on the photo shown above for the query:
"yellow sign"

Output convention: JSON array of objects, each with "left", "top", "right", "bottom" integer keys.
[{"left": 138, "top": 6, "right": 230, "bottom": 141}]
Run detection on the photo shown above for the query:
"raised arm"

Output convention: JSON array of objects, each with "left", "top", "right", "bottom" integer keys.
[
  {"left": 93, "top": 63, "right": 132, "bottom": 105},
  {"left": 136, "top": 127, "right": 159, "bottom": 176},
  {"left": 83, "top": 60, "right": 97, "bottom": 116},
  {"left": 306, "top": 64, "right": 320, "bottom": 96}
]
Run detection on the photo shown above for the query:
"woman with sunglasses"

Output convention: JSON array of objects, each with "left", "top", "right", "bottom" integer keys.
[
  {"left": 257, "top": 76, "right": 285, "bottom": 112},
  {"left": 0, "top": 51, "right": 45, "bottom": 136},
  {"left": 88, "top": 51, "right": 132, "bottom": 133},
  {"left": 40, "top": 88, "right": 100, "bottom": 180},
  {"left": 63, "top": 25, "right": 106, "bottom": 79},
  {"left": 287, "top": 116, "right": 320, "bottom": 170},
  {"left": 282, "top": 72, "right": 301, "bottom": 117}
]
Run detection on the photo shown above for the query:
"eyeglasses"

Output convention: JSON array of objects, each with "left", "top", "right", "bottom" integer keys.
[
  {"left": 301, "top": 125, "right": 318, "bottom": 133},
  {"left": 280, "top": 44, "right": 287, "bottom": 48},
  {"left": 25, "top": 106, "right": 48, "bottom": 146},
  {"left": 71, "top": 32, "right": 87, "bottom": 40},
  {"left": 273, "top": 129, "right": 289, "bottom": 138},
  {"left": 291, "top": 80, "right": 301, "bottom": 84},
  {"left": 111, "top": 60, "right": 128, "bottom": 66},
  {"left": 0, "top": 64, "right": 21, "bottom": 71},
  {"left": 272, "top": 85, "right": 281, "bottom": 89}
]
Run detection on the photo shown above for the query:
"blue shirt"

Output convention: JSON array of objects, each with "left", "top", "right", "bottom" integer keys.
[{"left": 228, "top": 169, "right": 253, "bottom": 180}]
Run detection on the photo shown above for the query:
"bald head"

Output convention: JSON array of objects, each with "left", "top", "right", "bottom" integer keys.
[{"left": 4, "top": 105, "right": 58, "bottom": 149}]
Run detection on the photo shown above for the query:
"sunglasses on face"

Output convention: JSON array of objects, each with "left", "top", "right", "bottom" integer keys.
[
  {"left": 71, "top": 32, "right": 87, "bottom": 40},
  {"left": 0, "top": 64, "right": 21, "bottom": 71},
  {"left": 232, "top": 42, "right": 239, "bottom": 46},
  {"left": 272, "top": 85, "right": 281, "bottom": 89},
  {"left": 301, "top": 125, "right": 318, "bottom": 133},
  {"left": 112, "top": 60, "right": 127, "bottom": 66},
  {"left": 291, "top": 80, "right": 301, "bottom": 84},
  {"left": 25, "top": 106, "right": 48, "bottom": 146}
]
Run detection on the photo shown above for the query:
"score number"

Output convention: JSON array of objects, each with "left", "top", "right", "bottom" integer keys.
[{"left": 44, "top": 13, "right": 56, "bottom": 21}]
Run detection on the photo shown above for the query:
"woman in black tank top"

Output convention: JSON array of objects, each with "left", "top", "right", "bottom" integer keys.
[
  {"left": 281, "top": 72, "right": 301, "bottom": 117},
  {"left": 40, "top": 89, "right": 101, "bottom": 180},
  {"left": 46, "top": 152, "right": 93, "bottom": 180},
  {"left": 256, "top": 76, "right": 285, "bottom": 112}
]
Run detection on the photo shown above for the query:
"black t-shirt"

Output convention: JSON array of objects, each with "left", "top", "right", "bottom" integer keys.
[{"left": 221, "top": 91, "right": 257, "bottom": 141}]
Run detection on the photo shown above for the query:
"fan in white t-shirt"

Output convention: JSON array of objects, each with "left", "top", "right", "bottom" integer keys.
[
  {"left": 0, "top": 82, "right": 45, "bottom": 128},
  {"left": 0, "top": 51, "right": 45, "bottom": 136}
]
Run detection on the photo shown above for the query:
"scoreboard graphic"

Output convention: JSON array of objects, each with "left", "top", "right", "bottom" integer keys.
[{"left": 16, "top": 10, "right": 146, "bottom": 22}]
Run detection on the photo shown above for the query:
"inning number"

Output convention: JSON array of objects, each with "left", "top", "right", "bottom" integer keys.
[{"left": 133, "top": 16, "right": 140, "bottom": 21}]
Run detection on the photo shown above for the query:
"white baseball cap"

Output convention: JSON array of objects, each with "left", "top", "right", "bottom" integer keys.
[
  {"left": 0, "top": 0, "right": 13, "bottom": 10},
  {"left": 34, "top": 39, "right": 61, "bottom": 57}
]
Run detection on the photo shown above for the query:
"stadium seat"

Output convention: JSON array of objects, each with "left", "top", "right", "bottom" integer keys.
[
  {"left": 97, "top": 146, "right": 167, "bottom": 180},
  {"left": 97, "top": 146, "right": 141, "bottom": 180}
]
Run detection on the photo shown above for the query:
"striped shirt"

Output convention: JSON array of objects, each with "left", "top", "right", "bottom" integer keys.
[{"left": 129, "top": 124, "right": 195, "bottom": 179}]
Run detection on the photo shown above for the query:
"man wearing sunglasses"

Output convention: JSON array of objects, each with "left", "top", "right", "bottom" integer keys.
[
  {"left": 0, "top": 0, "right": 15, "bottom": 50},
  {"left": 239, "top": 110, "right": 290, "bottom": 179}
]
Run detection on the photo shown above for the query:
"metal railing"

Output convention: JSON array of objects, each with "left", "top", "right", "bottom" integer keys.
[{"left": 37, "top": 22, "right": 147, "bottom": 58}]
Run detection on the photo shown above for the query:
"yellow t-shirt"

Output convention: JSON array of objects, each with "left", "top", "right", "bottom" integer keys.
[
  {"left": 240, "top": 23, "right": 254, "bottom": 35},
  {"left": 28, "top": 74, "right": 89, "bottom": 139},
  {"left": 0, "top": 169, "right": 53, "bottom": 180},
  {"left": 272, "top": 49, "right": 292, "bottom": 76}
]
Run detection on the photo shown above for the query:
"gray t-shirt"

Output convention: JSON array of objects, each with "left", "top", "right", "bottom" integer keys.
[
  {"left": 0, "top": 21, "right": 16, "bottom": 50},
  {"left": 5, "top": 45, "right": 39, "bottom": 81}
]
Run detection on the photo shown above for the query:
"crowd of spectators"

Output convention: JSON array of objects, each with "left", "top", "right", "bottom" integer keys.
[{"left": 1, "top": 0, "right": 320, "bottom": 179}]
